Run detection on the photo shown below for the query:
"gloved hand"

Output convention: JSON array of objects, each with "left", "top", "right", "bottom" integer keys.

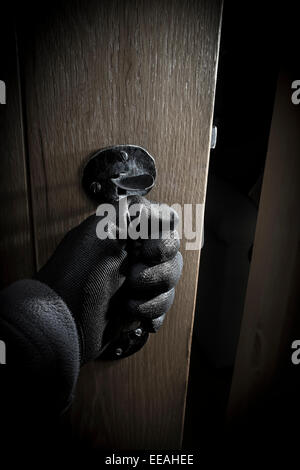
[{"left": 36, "top": 196, "right": 183, "bottom": 364}]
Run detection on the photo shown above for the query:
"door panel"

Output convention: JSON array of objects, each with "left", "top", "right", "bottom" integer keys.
[
  {"left": 18, "top": 0, "right": 222, "bottom": 449},
  {"left": 0, "top": 20, "right": 34, "bottom": 287}
]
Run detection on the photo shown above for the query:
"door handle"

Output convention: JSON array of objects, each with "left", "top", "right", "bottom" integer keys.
[{"left": 82, "top": 145, "right": 157, "bottom": 359}]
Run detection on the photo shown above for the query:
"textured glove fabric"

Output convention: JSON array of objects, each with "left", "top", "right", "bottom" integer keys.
[
  {"left": 36, "top": 216, "right": 128, "bottom": 364},
  {"left": 37, "top": 196, "right": 183, "bottom": 364},
  {"left": 0, "top": 279, "right": 79, "bottom": 413}
]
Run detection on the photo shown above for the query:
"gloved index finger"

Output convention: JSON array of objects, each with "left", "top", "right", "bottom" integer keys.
[
  {"left": 128, "top": 196, "right": 179, "bottom": 239},
  {"left": 139, "top": 232, "right": 180, "bottom": 264}
]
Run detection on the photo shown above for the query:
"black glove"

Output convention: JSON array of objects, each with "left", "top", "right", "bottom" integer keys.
[{"left": 37, "top": 196, "right": 182, "bottom": 363}]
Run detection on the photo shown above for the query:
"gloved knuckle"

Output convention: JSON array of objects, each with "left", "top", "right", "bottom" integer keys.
[
  {"left": 128, "top": 197, "right": 179, "bottom": 232},
  {"left": 128, "top": 253, "right": 182, "bottom": 295},
  {"left": 128, "top": 289, "right": 175, "bottom": 320},
  {"left": 141, "top": 233, "right": 180, "bottom": 264}
]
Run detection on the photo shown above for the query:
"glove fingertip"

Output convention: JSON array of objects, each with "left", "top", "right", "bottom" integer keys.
[{"left": 145, "top": 313, "right": 167, "bottom": 333}]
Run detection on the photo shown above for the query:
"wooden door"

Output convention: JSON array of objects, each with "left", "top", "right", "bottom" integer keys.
[{"left": 1, "top": 0, "right": 222, "bottom": 449}]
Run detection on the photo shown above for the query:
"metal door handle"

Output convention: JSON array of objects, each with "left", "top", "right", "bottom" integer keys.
[{"left": 82, "top": 145, "right": 157, "bottom": 359}]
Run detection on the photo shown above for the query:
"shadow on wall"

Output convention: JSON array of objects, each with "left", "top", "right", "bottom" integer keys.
[{"left": 193, "top": 173, "right": 257, "bottom": 368}]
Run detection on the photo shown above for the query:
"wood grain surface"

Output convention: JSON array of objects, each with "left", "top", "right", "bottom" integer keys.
[
  {"left": 20, "top": 0, "right": 222, "bottom": 449},
  {"left": 0, "top": 20, "right": 34, "bottom": 287},
  {"left": 228, "top": 71, "right": 300, "bottom": 420}
]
